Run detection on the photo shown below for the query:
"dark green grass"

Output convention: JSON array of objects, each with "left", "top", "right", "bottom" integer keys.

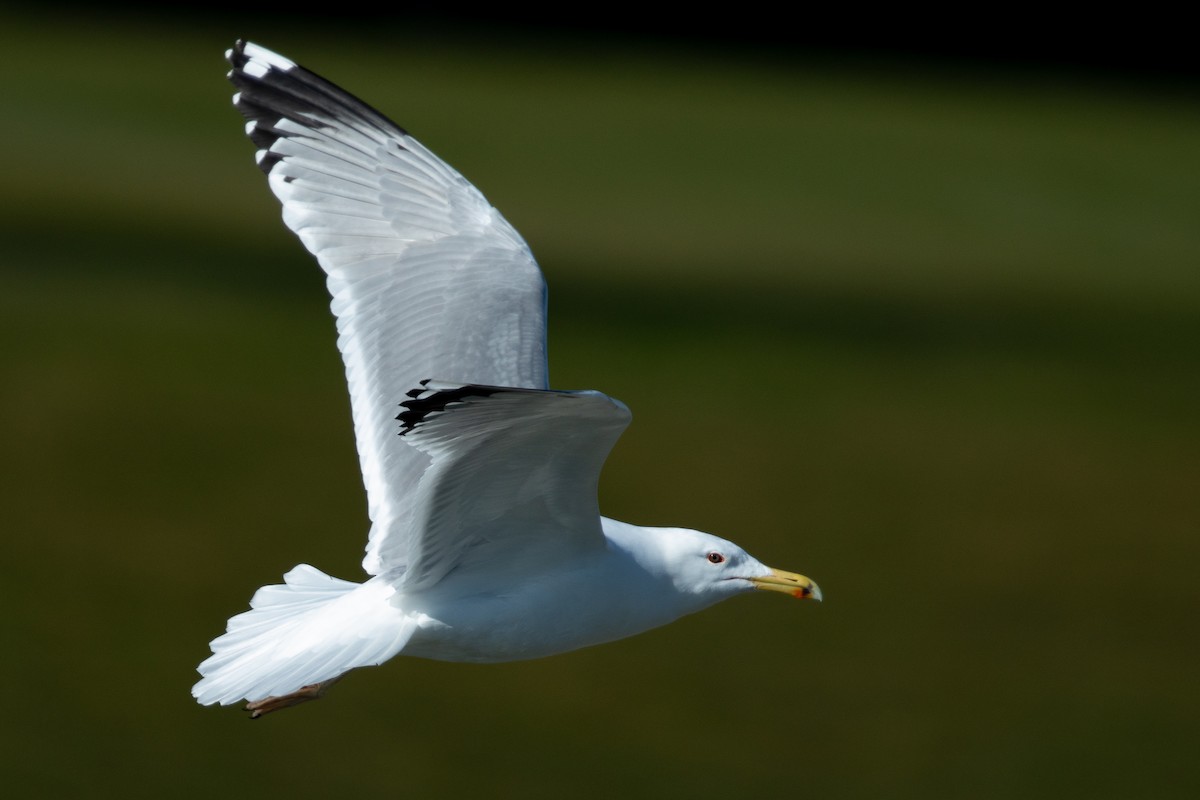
[{"left": 2, "top": 13, "right": 1198, "bottom": 799}]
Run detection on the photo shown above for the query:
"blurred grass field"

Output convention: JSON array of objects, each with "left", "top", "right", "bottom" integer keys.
[{"left": 2, "top": 11, "right": 1198, "bottom": 799}]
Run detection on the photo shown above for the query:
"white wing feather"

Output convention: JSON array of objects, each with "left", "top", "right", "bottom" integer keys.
[
  {"left": 395, "top": 382, "right": 632, "bottom": 591},
  {"left": 226, "top": 42, "right": 548, "bottom": 578}
]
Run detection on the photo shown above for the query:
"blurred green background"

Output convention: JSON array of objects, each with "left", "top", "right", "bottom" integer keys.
[{"left": 3, "top": 8, "right": 1198, "bottom": 799}]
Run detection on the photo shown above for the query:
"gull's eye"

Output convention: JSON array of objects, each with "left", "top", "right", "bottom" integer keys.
[{"left": 706, "top": 552, "right": 725, "bottom": 564}]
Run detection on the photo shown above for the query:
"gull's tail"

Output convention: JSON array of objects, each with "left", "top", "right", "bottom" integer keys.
[{"left": 192, "top": 564, "right": 417, "bottom": 707}]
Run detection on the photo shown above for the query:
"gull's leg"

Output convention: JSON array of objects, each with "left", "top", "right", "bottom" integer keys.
[{"left": 245, "top": 676, "right": 343, "bottom": 719}]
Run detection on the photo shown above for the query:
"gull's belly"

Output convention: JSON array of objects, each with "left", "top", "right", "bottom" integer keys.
[{"left": 400, "top": 570, "right": 684, "bottom": 664}]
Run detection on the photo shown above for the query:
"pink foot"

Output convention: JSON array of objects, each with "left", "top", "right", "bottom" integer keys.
[{"left": 245, "top": 676, "right": 342, "bottom": 719}]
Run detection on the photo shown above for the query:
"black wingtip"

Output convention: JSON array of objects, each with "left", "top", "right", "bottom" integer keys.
[
  {"left": 396, "top": 381, "right": 502, "bottom": 435},
  {"left": 227, "top": 39, "right": 247, "bottom": 68},
  {"left": 224, "top": 39, "right": 410, "bottom": 180}
]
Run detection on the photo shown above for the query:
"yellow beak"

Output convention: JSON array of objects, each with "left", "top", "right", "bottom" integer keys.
[{"left": 749, "top": 568, "right": 822, "bottom": 601}]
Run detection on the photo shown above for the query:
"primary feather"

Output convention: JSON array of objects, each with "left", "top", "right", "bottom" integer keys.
[{"left": 227, "top": 41, "right": 547, "bottom": 581}]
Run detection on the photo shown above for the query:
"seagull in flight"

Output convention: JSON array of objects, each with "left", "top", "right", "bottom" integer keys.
[{"left": 193, "top": 40, "right": 821, "bottom": 718}]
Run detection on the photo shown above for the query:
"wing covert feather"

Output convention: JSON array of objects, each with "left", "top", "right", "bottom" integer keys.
[{"left": 395, "top": 383, "right": 632, "bottom": 591}]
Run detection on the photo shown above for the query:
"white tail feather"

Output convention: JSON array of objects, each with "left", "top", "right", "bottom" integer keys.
[{"left": 192, "top": 565, "right": 417, "bottom": 705}]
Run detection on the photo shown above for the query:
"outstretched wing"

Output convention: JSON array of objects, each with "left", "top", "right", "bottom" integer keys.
[
  {"left": 394, "top": 382, "right": 631, "bottom": 592},
  {"left": 226, "top": 42, "right": 549, "bottom": 576}
]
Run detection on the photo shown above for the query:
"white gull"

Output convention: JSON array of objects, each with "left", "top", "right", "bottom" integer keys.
[{"left": 192, "top": 40, "right": 821, "bottom": 718}]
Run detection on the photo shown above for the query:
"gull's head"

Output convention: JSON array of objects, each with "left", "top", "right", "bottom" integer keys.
[{"left": 646, "top": 527, "right": 822, "bottom": 606}]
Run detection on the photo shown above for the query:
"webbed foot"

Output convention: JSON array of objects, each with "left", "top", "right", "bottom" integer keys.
[{"left": 245, "top": 676, "right": 342, "bottom": 719}]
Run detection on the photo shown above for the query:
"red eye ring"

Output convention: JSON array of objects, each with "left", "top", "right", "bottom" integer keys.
[{"left": 706, "top": 552, "right": 725, "bottom": 564}]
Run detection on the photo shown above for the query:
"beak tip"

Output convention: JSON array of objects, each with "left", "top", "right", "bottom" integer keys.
[{"left": 753, "top": 569, "right": 822, "bottom": 602}]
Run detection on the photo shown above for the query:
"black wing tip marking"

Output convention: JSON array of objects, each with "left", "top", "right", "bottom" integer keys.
[
  {"left": 396, "top": 380, "right": 503, "bottom": 435},
  {"left": 397, "top": 381, "right": 630, "bottom": 437},
  {"left": 225, "top": 39, "right": 252, "bottom": 71},
  {"left": 396, "top": 381, "right": 619, "bottom": 436},
  {"left": 224, "top": 40, "right": 409, "bottom": 177}
]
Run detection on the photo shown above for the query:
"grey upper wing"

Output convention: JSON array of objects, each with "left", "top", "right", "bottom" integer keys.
[
  {"left": 226, "top": 42, "right": 548, "bottom": 576},
  {"left": 393, "top": 382, "right": 632, "bottom": 592}
]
